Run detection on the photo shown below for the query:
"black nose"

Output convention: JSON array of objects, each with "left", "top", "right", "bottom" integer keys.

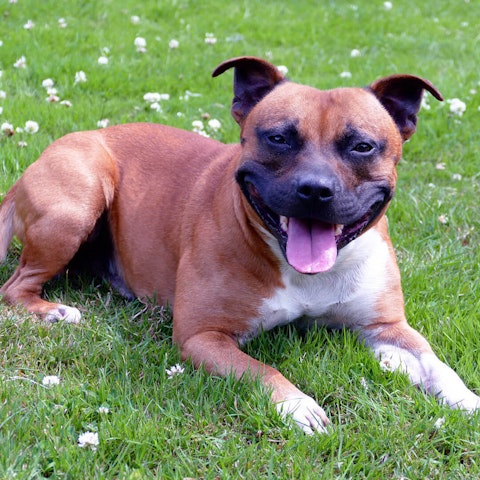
[{"left": 296, "top": 176, "right": 335, "bottom": 202}]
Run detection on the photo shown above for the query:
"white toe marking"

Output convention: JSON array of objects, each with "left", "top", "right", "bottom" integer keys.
[
  {"left": 276, "top": 394, "right": 330, "bottom": 434},
  {"left": 45, "top": 305, "right": 82, "bottom": 324}
]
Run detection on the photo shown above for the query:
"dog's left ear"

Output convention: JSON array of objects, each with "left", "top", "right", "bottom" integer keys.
[
  {"left": 369, "top": 75, "right": 443, "bottom": 141},
  {"left": 213, "top": 56, "right": 285, "bottom": 126}
]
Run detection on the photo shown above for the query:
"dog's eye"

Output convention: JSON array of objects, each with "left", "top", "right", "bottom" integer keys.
[
  {"left": 352, "top": 142, "right": 374, "bottom": 153},
  {"left": 268, "top": 134, "right": 287, "bottom": 145}
]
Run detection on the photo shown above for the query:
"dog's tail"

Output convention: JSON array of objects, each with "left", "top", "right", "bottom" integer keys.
[{"left": 0, "top": 184, "right": 17, "bottom": 262}]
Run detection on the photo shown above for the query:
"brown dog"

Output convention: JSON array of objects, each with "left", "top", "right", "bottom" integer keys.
[{"left": 1, "top": 57, "right": 478, "bottom": 433}]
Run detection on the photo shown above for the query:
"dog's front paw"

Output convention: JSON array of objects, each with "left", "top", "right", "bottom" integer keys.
[
  {"left": 276, "top": 394, "right": 330, "bottom": 435},
  {"left": 45, "top": 305, "right": 82, "bottom": 324},
  {"left": 446, "top": 391, "right": 480, "bottom": 413},
  {"left": 462, "top": 394, "right": 480, "bottom": 413}
]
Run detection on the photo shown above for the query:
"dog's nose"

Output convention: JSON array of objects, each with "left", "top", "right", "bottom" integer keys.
[{"left": 296, "top": 177, "right": 335, "bottom": 202}]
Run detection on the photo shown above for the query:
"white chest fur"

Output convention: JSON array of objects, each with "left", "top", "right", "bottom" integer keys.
[{"left": 245, "top": 228, "right": 391, "bottom": 341}]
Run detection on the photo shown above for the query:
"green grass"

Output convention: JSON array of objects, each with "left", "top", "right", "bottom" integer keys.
[{"left": 1, "top": 0, "right": 479, "bottom": 478}]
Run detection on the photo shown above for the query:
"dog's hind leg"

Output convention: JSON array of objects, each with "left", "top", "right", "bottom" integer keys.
[
  {"left": 1, "top": 254, "right": 84, "bottom": 323},
  {"left": 0, "top": 132, "right": 117, "bottom": 322}
]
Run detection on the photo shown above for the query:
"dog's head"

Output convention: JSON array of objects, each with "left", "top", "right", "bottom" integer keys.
[{"left": 213, "top": 57, "right": 443, "bottom": 274}]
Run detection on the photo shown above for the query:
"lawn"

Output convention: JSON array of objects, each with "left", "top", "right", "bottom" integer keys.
[{"left": 1, "top": 0, "right": 479, "bottom": 478}]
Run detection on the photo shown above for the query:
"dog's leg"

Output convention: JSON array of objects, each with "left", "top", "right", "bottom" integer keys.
[
  {"left": 180, "top": 331, "right": 330, "bottom": 434},
  {"left": 0, "top": 209, "right": 101, "bottom": 323},
  {"left": 1, "top": 258, "right": 81, "bottom": 323},
  {"left": 363, "top": 322, "right": 480, "bottom": 411},
  {"left": 0, "top": 136, "right": 116, "bottom": 323}
]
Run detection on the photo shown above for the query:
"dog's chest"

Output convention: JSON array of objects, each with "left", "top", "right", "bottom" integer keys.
[{"left": 244, "top": 228, "right": 391, "bottom": 341}]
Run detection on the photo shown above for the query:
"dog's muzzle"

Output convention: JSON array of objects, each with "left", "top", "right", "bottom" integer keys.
[{"left": 237, "top": 173, "right": 392, "bottom": 274}]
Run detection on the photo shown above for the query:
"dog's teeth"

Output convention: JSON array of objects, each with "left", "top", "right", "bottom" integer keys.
[
  {"left": 280, "top": 216, "right": 289, "bottom": 233},
  {"left": 335, "top": 224, "right": 344, "bottom": 236}
]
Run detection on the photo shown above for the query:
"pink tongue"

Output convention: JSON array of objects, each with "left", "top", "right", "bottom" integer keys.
[{"left": 286, "top": 218, "right": 337, "bottom": 273}]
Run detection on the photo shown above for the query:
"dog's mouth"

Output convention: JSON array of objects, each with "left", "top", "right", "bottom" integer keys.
[{"left": 243, "top": 183, "right": 386, "bottom": 274}]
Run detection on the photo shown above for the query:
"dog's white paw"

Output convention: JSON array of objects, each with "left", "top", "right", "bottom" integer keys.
[
  {"left": 276, "top": 394, "right": 330, "bottom": 435},
  {"left": 443, "top": 391, "right": 480, "bottom": 413},
  {"left": 45, "top": 305, "right": 82, "bottom": 324}
]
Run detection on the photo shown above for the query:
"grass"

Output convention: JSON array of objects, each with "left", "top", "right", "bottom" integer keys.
[{"left": 1, "top": 0, "right": 479, "bottom": 478}]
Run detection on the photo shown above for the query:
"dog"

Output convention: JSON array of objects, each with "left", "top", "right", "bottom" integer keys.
[{"left": 1, "top": 56, "right": 479, "bottom": 434}]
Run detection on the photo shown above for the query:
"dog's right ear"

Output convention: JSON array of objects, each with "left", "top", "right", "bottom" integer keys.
[{"left": 213, "top": 56, "right": 285, "bottom": 126}]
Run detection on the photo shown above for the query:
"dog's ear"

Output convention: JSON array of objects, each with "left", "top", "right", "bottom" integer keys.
[
  {"left": 369, "top": 75, "right": 443, "bottom": 141},
  {"left": 213, "top": 56, "right": 285, "bottom": 125}
]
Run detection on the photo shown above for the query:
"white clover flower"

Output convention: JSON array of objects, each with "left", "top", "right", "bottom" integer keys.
[
  {"left": 438, "top": 214, "right": 448, "bottom": 224},
  {"left": 208, "top": 119, "right": 221, "bottom": 131},
  {"left": 134, "top": 37, "right": 147, "bottom": 53},
  {"left": 340, "top": 71, "right": 352, "bottom": 79},
  {"left": 13, "top": 56, "right": 27, "bottom": 69},
  {"left": 447, "top": 98, "right": 466, "bottom": 116},
  {"left": 0, "top": 107, "right": 3, "bottom": 115},
  {"left": 23, "top": 20, "right": 35, "bottom": 30},
  {"left": 350, "top": 49, "right": 362, "bottom": 57},
  {"left": 98, "top": 406, "right": 109, "bottom": 414},
  {"left": 74, "top": 71, "right": 87, "bottom": 84},
  {"left": 383, "top": 1, "right": 393, "bottom": 10},
  {"left": 144, "top": 93, "right": 170, "bottom": 105},
  {"left": 42, "top": 375, "right": 60, "bottom": 386},
  {"left": 24, "top": 120, "right": 39, "bottom": 134},
  {"left": 452, "top": 173, "right": 462, "bottom": 181},
  {"left": 0, "top": 41, "right": 3, "bottom": 47},
  {"left": 1, "top": 122, "right": 14, "bottom": 135},
  {"left": 435, "top": 162, "right": 446, "bottom": 170},
  {"left": 17, "top": 140, "right": 28, "bottom": 148},
  {"left": 97, "top": 119, "right": 110, "bottom": 128},
  {"left": 60, "top": 100, "right": 73, "bottom": 107},
  {"left": 205, "top": 33, "right": 217, "bottom": 45},
  {"left": 42, "top": 78, "right": 55, "bottom": 89},
  {"left": 192, "top": 120, "right": 204, "bottom": 131},
  {"left": 168, "top": 39, "right": 179, "bottom": 49},
  {"left": 46, "top": 94, "right": 60, "bottom": 103},
  {"left": 46, "top": 87, "right": 58, "bottom": 96},
  {"left": 150, "top": 102, "right": 162, "bottom": 112},
  {"left": 58, "top": 18, "right": 68, "bottom": 28},
  {"left": 277, "top": 65, "right": 289, "bottom": 75},
  {"left": 131, "top": 15, "right": 141, "bottom": 25},
  {"left": 166, "top": 363, "right": 185, "bottom": 379},
  {"left": 0, "top": 90, "right": 6, "bottom": 100},
  {"left": 78, "top": 431, "right": 99, "bottom": 450},
  {"left": 144, "top": 92, "right": 161, "bottom": 103},
  {"left": 98, "top": 56, "right": 109, "bottom": 65},
  {"left": 434, "top": 417, "right": 445, "bottom": 429}
]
